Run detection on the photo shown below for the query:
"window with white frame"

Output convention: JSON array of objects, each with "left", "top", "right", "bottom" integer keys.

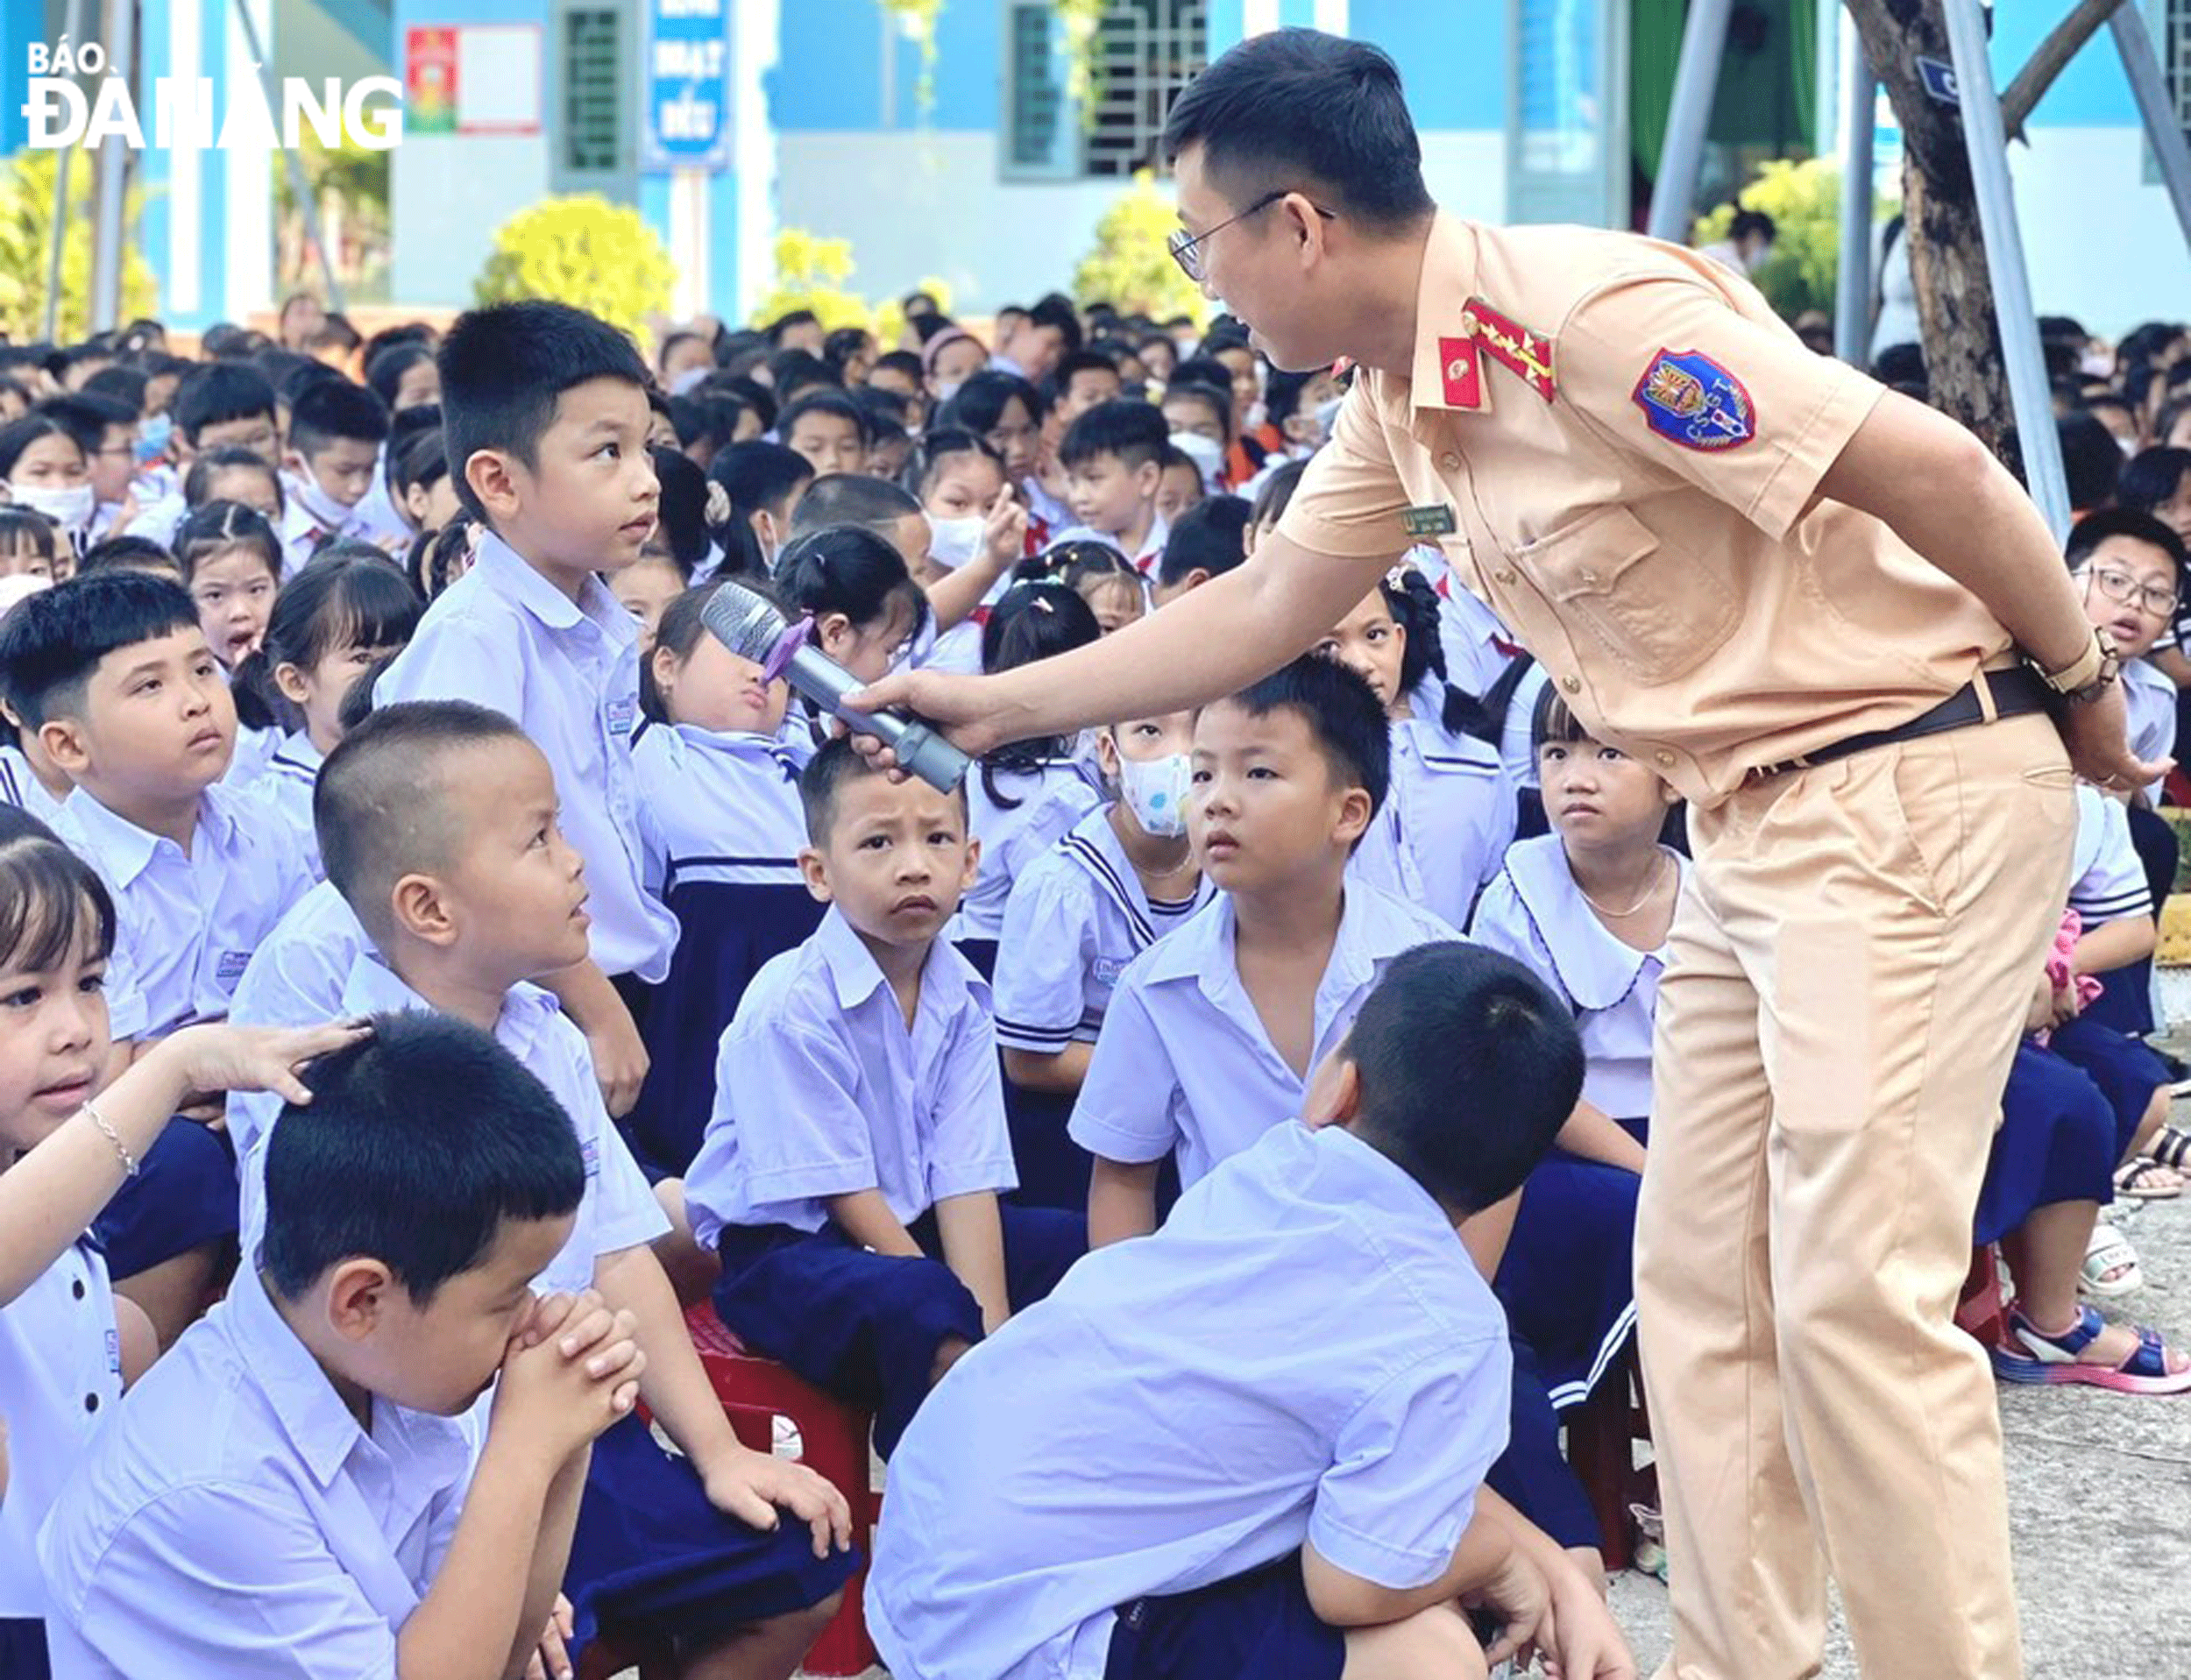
[{"left": 1003, "top": 0, "right": 1209, "bottom": 181}]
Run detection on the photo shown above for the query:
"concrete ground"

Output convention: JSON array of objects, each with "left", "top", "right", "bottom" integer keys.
[{"left": 763, "top": 1110, "right": 2191, "bottom": 1680}]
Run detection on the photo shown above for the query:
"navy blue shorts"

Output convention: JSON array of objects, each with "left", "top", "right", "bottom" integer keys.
[
  {"left": 713, "top": 1203, "right": 1085, "bottom": 1457},
  {"left": 1485, "top": 1339, "right": 1600, "bottom": 1553},
  {"left": 1975, "top": 1042, "right": 2117, "bottom": 1244},
  {"left": 2047, "top": 1015, "right": 2170, "bottom": 1159},
  {"left": 564, "top": 1412, "right": 861, "bottom": 1655},
  {"left": 90, "top": 1118, "right": 238, "bottom": 1281},
  {"left": 1104, "top": 1554, "right": 1344, "bottom": 1680},
  {"left": 0, "top": 1616, "right": 51, "bottom": 1679}
]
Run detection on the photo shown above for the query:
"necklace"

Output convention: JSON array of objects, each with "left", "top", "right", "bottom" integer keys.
[
  {"left": 1136, "top": 847, "right": 1199, "bottom": 883},
  {"left": 1575, "top": 851, "right": 1670, "bottom": 919}
]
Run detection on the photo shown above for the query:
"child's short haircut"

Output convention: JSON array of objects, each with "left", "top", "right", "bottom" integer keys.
[
  {"left": 0, "top": 571, "right": 199, "bottom": 727},
  {"left": 172, "top": 363, "right": 277, "bottom": 445},
  {"left": 260, "top": 1010, "right": 585, "bottom": 1304},
  {"left": 1050, "top": 348, "right": 1120, "bottom": 399},
  {"left": 35, "top": 392, "right": 134, "bottom": 458},
  {"left": 1222, "top": 653, "right": 1390, "bottom": 819},
  {"left": 76, "top": 535, "right": 181, "bottom": 579},
  {"left": 1157, "top": 494, "right": 1251, "bottom": 587},
  {"left": 778, "top": 389, "right": 872, "bottom": 447},
  {"left": 769, "top": 350, "right": 839, "bottom": 405},
  {"left": 788, "top": 473, "right": 921, "bottom": 541},
  {"left": 2067, "top": 506, "right": 2189, "bottom": 573},
  {"left": 1059, "top": 399, "right": 1170, "bottom": 473},
  {"left": 648, "top": 446, "right": 713, "bottom": 575},
  {"left": 0, "top": 507, "right": 59, "bottom": 565},
  {"left": 437, "top": 301, "right": 650, "bottom": 522},
  {"left": 710, "top": 439, "right": 813, "bottom": 519},
  {"left": 314, "top": 699, "right": 532, "bottom": 939},
  {"left": 1249, "top": 458, "right": 1306, "bottom": 528},
  {"left": 1162, "top": 381, "right": 1231, "bottom": 435},
  {"left": 1346, "top": 941, "right": 1584, "bottom": 1212},
  {"left": 287, "top": 378, "right": 393, "bottom": 457},
  {"left": 1025, "top": 294, "right": 1085, "bottom": 354},
  {"left": 1531, "top": 683, "right": 1593, "bottom": 753},
  {"left": 184, "top": 445, "right": 283, "bottom": 510},
  {"left": 798, "top": 734, "right": 963, "bottom": 847}
]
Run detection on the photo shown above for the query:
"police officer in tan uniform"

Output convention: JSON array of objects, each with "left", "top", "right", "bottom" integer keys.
[{"left": 855, "top": 31, "right": 2166, "bottom": 1680}]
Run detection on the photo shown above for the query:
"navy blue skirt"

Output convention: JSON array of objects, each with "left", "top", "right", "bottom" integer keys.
[
  {"left": 1975, "top": 1042, "right": 2117, "bottom": 1245},
  {"left": 91, "top": 1118, "right": 238, "bottom": 1281},
  {"left": 2047, "top": 1015, "right": 2171, "bottom": 1159},
  {"left": 0, "top": 1618, "right": 50, "bottom": 1680},
  {"left": 564, "top": 1411, "right": 861, "bottom": 1655},
  {"left": 712, "top": 1203, "right": 1086, "bottom": 1457},
  {"left": 1105, "top": 1553, "right": 1344, "bottom": 1680},
  {"left": 1493, "top": 1117, "right": 1646, "bottom": 1410},
  {"left": 624, "top": 883, "right": 826, "bottom": 1179},
  {"left": 1001, "top": 1077, "right": 1096, "bottom": 1212}
]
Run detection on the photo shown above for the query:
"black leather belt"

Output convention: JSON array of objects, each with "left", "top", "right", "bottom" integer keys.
[{"left": 1751, "top": 665, "right": 2052, "bottom": 781}]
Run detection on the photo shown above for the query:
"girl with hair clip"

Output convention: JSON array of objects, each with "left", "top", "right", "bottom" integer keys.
[
  {"left": 951, "top": 582, "right": 1104, "bottom": 978},
  {"left": 1030, "top": 540, "right": 1146, "bottom": 637},
  {"left": 906, "top": 429, "right": 1025, "bottom": 677},
  {"left": 173, "top": 500, "right": 286, "bottom": 787},
  {"left": 0, "top": 805, "right": 360, "bottom": 1678},
  {"left": 231, "top": 549, "right": 422, "bottom": 880},
  {"left": 406, "top": 510, "right": 479, "bottom": 602},
  {"left": 770, "top": 523, "right": 932, "bottom": 753},
  {"left": 1315, "top": 562, "right": 1512, "bottom": 930},
  {"left": 625, "top": 581, "right": 826, "bottom": 1281}
]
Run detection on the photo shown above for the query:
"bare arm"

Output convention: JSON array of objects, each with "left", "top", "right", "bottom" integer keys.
[
  {"left": 1555, "top": 1100, "right": 1646, "bottom": 1175},
  {"left": 932, "top": 1189, "right": 1010, "bottom": 1332},
  {"left": 592, "top": 1244, "right": 742, "bottom": 1470},
  {"left": 1002, "top": 1042, "right": 1095, "bottom": 1095},
  {"left": 824, "top": 1188, "right": 925, "bottom": 1258},
  {"left": 2074, "top": 912, "right": 2158, "bottom": 979}
]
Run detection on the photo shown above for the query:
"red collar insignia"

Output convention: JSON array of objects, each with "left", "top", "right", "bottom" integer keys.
[
  {"left": 1436, "top": 336, "right": 1485, "bottom": 411},
  {"left": 1462, "top": 298, "right": 1556, "bottom": 402}
]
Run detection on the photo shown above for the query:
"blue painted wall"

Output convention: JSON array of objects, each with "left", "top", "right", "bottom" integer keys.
[{"left": 1990, "top": 6, "right": 2138, "bottom": 128}]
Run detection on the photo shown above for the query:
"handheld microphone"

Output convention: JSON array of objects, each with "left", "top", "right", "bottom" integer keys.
[{"left": 699, "top": 578, "right": 972, "bottom": 793}]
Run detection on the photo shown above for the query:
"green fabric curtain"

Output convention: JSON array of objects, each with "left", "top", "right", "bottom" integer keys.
[
  {"left": 1630, "top": 0, "right": 1688, "bottom": 182},
  {"left": 1632, "top": 0, "right": 1821, "bottom": 184}
]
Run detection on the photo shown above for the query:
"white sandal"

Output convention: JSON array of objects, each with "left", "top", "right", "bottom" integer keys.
[{"left": 2081, "top": 1223, "right": 2144, "bottom": 1299}]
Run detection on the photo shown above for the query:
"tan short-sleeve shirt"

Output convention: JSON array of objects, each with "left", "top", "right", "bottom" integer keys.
[{"left": 1277, "top": 214, "right": 2013, "bottom": 806}]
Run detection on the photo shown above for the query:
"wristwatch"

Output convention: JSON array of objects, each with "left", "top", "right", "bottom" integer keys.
[{"left": 2031, "top": 626, "right": 2121, "bottom": 705}]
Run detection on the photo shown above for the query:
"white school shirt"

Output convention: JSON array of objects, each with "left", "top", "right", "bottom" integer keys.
[
  {"left": 0, "top": 1240, "right": 122, "bottom": 1618},
  {"left": 952, "top": 757, "right": 1103, "bottom": 944},
  {"left": 918, "top": 617, "right": 986, "bottom": 677},
  {"left": 869, "top": 1122, "right": 1512, "bottom": 1680},
  {"left": 1389, "top": 679, "right": 1514, "bottom": 925},
  {"left": 1046, "top": 513, "right": 1171, "bottom": 578},
  {"left": 1428, "top": 551, "right": 1526, "bottom": 698},
  {"left": 56, "top": 781, "right": 315, "bottom": 1037},
  {"left": 241, "top": 729, "right": 326, "bottom": 881},
  {"left": 275, "top": 475, "right": 377, "bottom": 577},
  {"left": 2122, "top": 656, "right": 2175, "bottom": 807},
  {"left": 39, "top": 1265, "right": 473, "bottom": 1679},
  {"left": 223, "top": 881, "right": 375, "bottom": 1161},
  {"left": 374, "top": 530, "right": 679, "bottom": 982},
  {"left": 2068, "top": 782, "right": 2152, "bottom": 929},
  {"left": 684, "top": 906, "right": 1018, "bottom": 1245},
  {"left": 0, "top": 742, "right": 67, "bottom": 828},
  {"left": 1469, "top": 834, "right": 1686, "bottom": 1120},
  {"left": 630, "top": 719, "right": 806, "bottom": 899},
  {"left": 994, "top": 805, "right": 1215, "bottom": 1056},
  {"left": 1068, "top": 887, "right": 1461, "bottom": 1186},
  {"left": 220, "top": 722, "right": 284, "bottom": 790}
]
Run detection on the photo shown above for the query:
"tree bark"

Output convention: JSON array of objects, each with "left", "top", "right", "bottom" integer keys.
[
  {"left": 1843, "top": 0, "right": 2024, "bottom": 478},
  {"left": 2001, "top": 0, "right": 2124, "bottom": 141}
]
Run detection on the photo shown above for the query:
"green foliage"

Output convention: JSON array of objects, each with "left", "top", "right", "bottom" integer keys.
[
  {"left": 474, "top": 195, "right": 675, "bottom": 347},
  {"left": 1691, "top": 157, "right": 1886, "bottom": 321},
  {"left": 1073, "top": 171, "right": 1208, "bottom": 325},
  {"left": 0, "top": 149, "right": 157, "bottom": 343}
]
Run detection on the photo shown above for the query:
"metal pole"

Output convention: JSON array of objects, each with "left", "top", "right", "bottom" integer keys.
[
  {"left": 1941, "top": 0, "right": 2070, "bottom": 538},
  {"left": 2109, "top": 5, "right": 2191, "bottom": 253},
  {"left": 229, "top": 0, "right": 345, "bottom": 314},
  {"left": 40, "top": 0, "right": 89, "bottom": 343},
  {"left": 1834, "top": 38, "right": 1877, "bottom": 365},
  {"left": 1645, "top": 0, "right": 1734, "bottom": 243},
  {"left": 89, "top": 0, "right": 136, "bottom": 332}
]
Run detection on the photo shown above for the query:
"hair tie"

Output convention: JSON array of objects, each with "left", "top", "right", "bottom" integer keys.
[{"left": 1384, "top": 564, "right": 1412, "bottom": 592}]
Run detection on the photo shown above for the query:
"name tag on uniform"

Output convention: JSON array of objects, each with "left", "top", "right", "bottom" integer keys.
[
  {"left": 216, "top": 950, "right": 252, "bottom": 988},
  {"left": 605, "top": 697, "right": 636, "bottom": 737},
  {"left": 105, "top": 1327, "right": 120, "bottom": 1375},
  {"left": 1093, "top": 956, "right": 1126, "bottom": 987},
  {"left": 581, "top": 1137, "right": 600, "bottom": 1180},
  {"left": 1401, "top": 504, "right": 1457, "bottom": 538}
]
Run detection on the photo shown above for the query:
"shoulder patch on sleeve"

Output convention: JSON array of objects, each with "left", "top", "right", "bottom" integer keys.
[{"left": 1631, "top": 348, "right": 1756, "bottom": 451}]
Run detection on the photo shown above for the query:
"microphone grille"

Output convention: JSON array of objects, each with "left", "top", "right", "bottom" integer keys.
[{"left": 700, "top": 578, "right": 790, "bottom": 664}]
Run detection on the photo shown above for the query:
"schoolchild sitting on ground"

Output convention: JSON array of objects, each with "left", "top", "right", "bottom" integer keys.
[
  {"left": 684, "top": 739, "right": 1087, "bottom": 1457},
  {"left": 869, "top": 942, "right": 1634, "bottom": 1680},
  {"left": 2, "top": 571, "right": 316, "bottom": 1345},
  {"left": 1070, "top": 656, "right": 1457, "bottom": 1247},
  {"left": 39, "top": 1012, "right": 652, "bottom": 1678},
  {"left": 0, "top": 807, "right": 359, "bottom": 1680},
  {"left": 230, "top": 701, "right": 857, "bottom": 1677}
]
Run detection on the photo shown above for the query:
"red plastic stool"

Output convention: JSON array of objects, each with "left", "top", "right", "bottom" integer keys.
[
  {"left": 578, "top": 1303, "right": 880, "bottom": 1679},
  {"left": 1564, "top": 1343, "right": 1656, "bottom": 1572}
]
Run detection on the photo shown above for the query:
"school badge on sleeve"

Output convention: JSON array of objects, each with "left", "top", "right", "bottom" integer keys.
[{"left": 1632, "top": 348, "right": 1757, "bottom": 451}]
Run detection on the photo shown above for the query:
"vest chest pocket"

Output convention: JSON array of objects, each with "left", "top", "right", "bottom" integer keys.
[{"left": 1516, "top": 504, "right": 1739, "bottom": 684}]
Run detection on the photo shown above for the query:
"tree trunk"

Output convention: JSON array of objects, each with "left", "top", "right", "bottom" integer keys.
[{"left": 1843, "top": 0, "right": 2024, "bottom": 479}]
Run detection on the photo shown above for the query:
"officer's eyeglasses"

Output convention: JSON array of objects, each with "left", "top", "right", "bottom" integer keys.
[
  {"left": 2078, "top": 564, "right": 2180, "bottom": 619},
  {"left": 1167, "top": 191, "right": 1337, "bottom": 285}
]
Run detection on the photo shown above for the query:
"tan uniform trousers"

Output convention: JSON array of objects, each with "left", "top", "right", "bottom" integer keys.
[{"left": 1636, "top": 707, "right": 2075, "bottom": 1680}]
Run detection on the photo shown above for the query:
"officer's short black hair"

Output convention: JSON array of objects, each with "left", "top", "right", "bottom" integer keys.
[
  {"left": 261, "top": 1011, "right": 585, "bottom": 1305},
  {"left": 1162, "top": 29, "right": 1434, "bottom": 236},
  {"left": 1344, "top": 943, "right": 1584, "bottom": 1213},
  {"left": 1212, "top": 653, "right": 1389, "bottom": 823},
  {"left": 437, "top": 301, "right": 649, "bottom": 523}
]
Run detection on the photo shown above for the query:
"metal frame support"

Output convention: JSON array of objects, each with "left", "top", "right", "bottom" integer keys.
[
  {"left": 1941, "top": 0, "right": 2071, "bottom": 538},
  {"left": 1646, "top": 0, "right": 1735, "bottom": 243},
  {"left": 231, "top": 0, "right": 346, "bottom": 314},
  {"left": 88, "top": 0, "right": 135, "bottom": 331},
  {"left": 2109, "top": 5, "right": 2191, "bottom": 252},
  {"left": 1835, "top": 33, "right": 1877, "bottom": 365},
  {"left": 40, "top": 0, "right": 89, "bottom": 341}
]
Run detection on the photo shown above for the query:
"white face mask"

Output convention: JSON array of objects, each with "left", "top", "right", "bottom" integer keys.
[
  {"left": 9, "top": 480, "right": 92, "bottom": 533},
  {"left": 286, "top": 468, "right": 351, "bottom": 532},
  {"left": 926, "top": 514, "right": 986, "bottom": 571},
  {"left": 935, "top": 379, "right": 964, "bottom": 408},
  {"left": 1118, "top": 750, "right": 1193, "bottom": 839}
]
